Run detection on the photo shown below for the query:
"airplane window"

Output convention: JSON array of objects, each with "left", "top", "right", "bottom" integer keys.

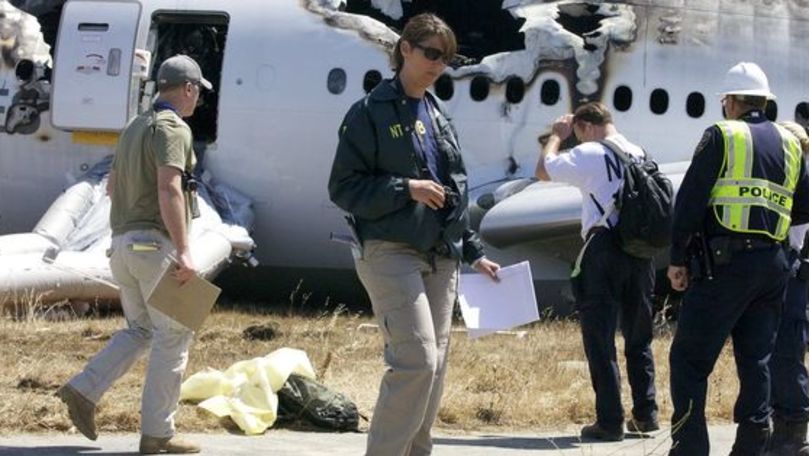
[
  {"left": 363, "top": 70, "right": 382, "bottom": 94},
  {"left": 506, "top": 76, "right": 525, "bottom": 104},
  {"left": 434, "top": 74, "right": 454, "bottom": 101},
  {"left": 766, "top": 100, "right": 778, "bottom": 121},
  {"left": 540, "top": 80, "right": 560, "bottom": 106},
  {"left": 796, "top": 102, "right": 809, "bottom": 124},
  {"left": 470, "top": 76, "right": 490, "bottom": 102},
  {"left": 613, "top": 85, "right": 632, "bottom": 112},
  {"left": 327, "top": 68, "right": 347, "bottom": 95},
  {"left": 686, "top": 92, "right": 705, "bottom": 118},
  {"left": 650, "top": 89, "right": 669, "bottom": 115}
]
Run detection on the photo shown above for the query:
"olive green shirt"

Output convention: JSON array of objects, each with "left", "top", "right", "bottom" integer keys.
[{"left": 110, "top": 108, "right": 196, "bottom": 236}]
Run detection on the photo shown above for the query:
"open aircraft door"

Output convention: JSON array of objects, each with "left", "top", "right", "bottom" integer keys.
[{"left": 51, "top": 0, "right": 141, "bottom": 131}]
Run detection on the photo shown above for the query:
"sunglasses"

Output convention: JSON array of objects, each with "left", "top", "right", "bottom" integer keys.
[{"left": 411, "top": 42, "right": 450, "bottom": 64}]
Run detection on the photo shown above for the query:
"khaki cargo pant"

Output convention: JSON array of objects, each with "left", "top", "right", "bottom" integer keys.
[
  {"left": 68, "top": 229, "right": 194, "bottom": 438},
  {"left": 356, "top": 240, "right": 459, "bottom": 456}
]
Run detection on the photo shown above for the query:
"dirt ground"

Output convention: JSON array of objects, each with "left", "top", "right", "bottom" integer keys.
[{"left": 0, "top": 304, "right": 740, "bottom": 435}]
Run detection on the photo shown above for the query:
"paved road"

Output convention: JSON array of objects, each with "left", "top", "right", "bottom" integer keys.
[{"left": 0, "top": 426, "right": 737, "bottom": 455}]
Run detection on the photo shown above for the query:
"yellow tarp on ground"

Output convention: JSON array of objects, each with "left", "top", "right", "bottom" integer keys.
[{"left": 180, "top": 347, "right": 316, "bottom": 435}]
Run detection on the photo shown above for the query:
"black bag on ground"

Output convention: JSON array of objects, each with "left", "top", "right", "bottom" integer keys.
[
  {"left": 277, "top": 373, "right": 359, "bottom": 432},
  {"left": 600, "top": 139, "right": 674, "bottom": 259}
]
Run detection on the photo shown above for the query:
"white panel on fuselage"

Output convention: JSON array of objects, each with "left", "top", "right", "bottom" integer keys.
[
  {"left": 51, "top": 0, "right": 141, "bottom": 131},
  {"left": 207, "top": 1, "right": 393, "bottom": 269}
]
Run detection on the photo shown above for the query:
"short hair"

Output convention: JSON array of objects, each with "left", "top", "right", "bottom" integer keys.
[
  {"left": 157, "top": 82, "right": 185, "bottom": 93},
  {"left": 392, "top": 13, "right": 457, "bottom": 72},
  {"left": 573, "top": 102, "right": 613, "bottom": 126},
  {"left": 728, "top": 94, "right": 767, "bottom": 111}
]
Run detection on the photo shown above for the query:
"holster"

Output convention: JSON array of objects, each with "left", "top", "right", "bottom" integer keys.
[
  {"left": 798, "top": 258, "right": 809, "bottom": 281},
  {"left": 687, "top": 254, "right": 704, "bottom": 281},
  {"left": 686, "top": 233, "right": 714, "bottom": 281}
]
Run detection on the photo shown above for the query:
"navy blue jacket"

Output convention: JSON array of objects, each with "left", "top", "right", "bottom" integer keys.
[
  {"left": 670, "top": 110, "right": 809, "bottom": 266},
  {"left": 328, "top": 78, "right": 485, "bottom": 264}
]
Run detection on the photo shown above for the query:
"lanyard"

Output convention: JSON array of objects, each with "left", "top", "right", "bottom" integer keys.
[
  {"left": 395, "top": 79, "right": 442, "bottom": 178},
  {"left": 151, "top": 101, "right": 180, "bottom": 134},
  {"left": 153, "top": 101, "right": 178, "bottom": 115}
]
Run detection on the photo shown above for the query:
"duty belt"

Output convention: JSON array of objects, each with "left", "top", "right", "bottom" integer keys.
[{"left": 713, "top": 236, "right": 783, "bottom": 252}]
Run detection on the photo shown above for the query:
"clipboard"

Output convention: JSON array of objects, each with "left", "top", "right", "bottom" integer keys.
[{"left": 147, "top": 261, "right": 221, "bottom": 332}]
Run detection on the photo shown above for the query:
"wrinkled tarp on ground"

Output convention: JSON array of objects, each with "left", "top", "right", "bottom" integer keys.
[{"left": 180, "top": 347, "right": 316, "bottom": 435}]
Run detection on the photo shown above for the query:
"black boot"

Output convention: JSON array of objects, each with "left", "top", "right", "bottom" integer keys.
[
  {"left": 730, "top": 422, "right": 771, "bottom": 456},
  {"left": 765, "top": 418, "right": 809, "bottom": 456}
]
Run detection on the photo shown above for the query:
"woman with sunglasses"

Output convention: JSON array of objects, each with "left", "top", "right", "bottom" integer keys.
[{"left": 328, "top": 13, "right": 500, "bottom": 456}]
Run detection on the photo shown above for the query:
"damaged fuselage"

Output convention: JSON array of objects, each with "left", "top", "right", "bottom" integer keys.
[{"left": 1, "top": 0, "right": 808, "bottom": 308}]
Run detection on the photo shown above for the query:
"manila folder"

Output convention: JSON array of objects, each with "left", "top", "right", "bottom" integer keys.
[{"left": 147, "top": 265, "right": 221, "bottom": 332}]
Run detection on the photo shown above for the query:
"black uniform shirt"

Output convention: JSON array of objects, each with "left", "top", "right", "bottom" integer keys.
[{"left": 670, "top": 110, "right": 809, "bottom": 266}]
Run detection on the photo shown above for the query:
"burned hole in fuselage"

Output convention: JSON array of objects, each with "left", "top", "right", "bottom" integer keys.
[
  {"left": 555, "top": 3, "right": 608, "bottom": 52},
  {"left": 343, "top": 0, "right": 526, "bottom": 64},
  {"left": 8, "top": 0, "right": 65, "bottom": 60}
]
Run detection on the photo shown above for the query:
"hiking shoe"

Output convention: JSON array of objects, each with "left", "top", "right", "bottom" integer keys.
[
  {"left": 627, "top": 417, "right": 660, "bottom": 434},
  {"left": 140, "top": 435, "right": 201, "bottom": 454},
  {"left": 581, "top": 422, "right": 624, "bottom": 441},
  {"left": 56, "top": 383, "right": 97, "bottom": 441}
]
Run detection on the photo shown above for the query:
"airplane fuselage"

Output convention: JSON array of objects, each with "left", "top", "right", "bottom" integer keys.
[{"left": 1, "top": 0, "right": 808, "bottom": 306}]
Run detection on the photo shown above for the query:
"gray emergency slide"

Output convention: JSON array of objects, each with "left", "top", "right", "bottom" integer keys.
[{"left": 0, "top": 156, "right": 256, "bottom": 311}]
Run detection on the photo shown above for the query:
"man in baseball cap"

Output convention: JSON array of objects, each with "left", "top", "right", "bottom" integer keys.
[
  {"left": 57, "top": 53, "right": 210, "bottom": 454},
  {"left": 157, "top": 54, "right": 213, "bottom": 92}
]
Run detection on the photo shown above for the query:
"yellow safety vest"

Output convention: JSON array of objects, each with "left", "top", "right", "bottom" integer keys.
[{"left": 709, "top": 120, "right": 802, "bottom": 241}]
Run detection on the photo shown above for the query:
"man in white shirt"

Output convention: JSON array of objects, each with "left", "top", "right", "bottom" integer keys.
[{"left": 535, "top": 102, "right": 658, "bottom": 441}]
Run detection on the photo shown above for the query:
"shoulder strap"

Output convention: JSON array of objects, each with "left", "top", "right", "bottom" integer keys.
[
  {"left": 591, "top": 139, "right": 630, "bottom": 227},
  {"left": 599, "top": 138, "right": 642, "bottom": 164}
]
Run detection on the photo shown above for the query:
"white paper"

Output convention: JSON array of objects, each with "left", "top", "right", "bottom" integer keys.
[{"left": 459, "top": 261, "right": 539, "bottom": 339}]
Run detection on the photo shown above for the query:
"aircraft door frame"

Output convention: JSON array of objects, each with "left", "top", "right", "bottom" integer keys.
[{"left": 144, "top": 11, "right": 229, "bottom": 145}]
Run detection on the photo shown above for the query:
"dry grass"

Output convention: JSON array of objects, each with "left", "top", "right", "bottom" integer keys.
[{"left": 0, "top": 303, "right": 740, "bottom": 436}]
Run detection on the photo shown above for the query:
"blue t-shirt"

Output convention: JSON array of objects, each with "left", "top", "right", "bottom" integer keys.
[{"left": 407, "top": 96, "right": 447, "bottom": 184}]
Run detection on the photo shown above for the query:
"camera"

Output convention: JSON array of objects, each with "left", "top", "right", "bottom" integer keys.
[
  {"left": 182, "top": 171, "right": 201, "bottom": 218},
  {"left": 443, "top": 186, "right": 460, "bottom": 209}
]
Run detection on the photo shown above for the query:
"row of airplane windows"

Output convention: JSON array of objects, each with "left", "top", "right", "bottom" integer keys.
[{"left": 327, "top": 69, "right": 807, "bottom": 122}]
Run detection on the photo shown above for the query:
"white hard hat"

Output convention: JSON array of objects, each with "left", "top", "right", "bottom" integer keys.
[{"left": 720, "top": 62, "right": 776, "bottom": 100}]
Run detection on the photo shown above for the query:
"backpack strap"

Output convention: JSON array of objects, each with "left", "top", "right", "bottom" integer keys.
[
  {"left": 589, "top": 138, "right": 636, "bottom": 227},
  {"left": 599, "top": 138, "right": 631, "bottom": 164},
  {"left": 600, "top": 138, "right": 651, "bottom": 163}
]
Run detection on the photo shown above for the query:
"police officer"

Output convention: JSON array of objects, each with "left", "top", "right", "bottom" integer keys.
[
  {"left": 766, "top": 121, "right": 809, "bottom": 456},
  {"left": 535, "top": 102, "right": 659, "bottom": 441},
  {"left": 668, "top": 62, "right": 809, "bottom": 456}
]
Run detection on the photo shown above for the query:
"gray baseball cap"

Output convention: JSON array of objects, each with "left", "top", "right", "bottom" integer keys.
[{"left": 157, "top": 54, "right": 213, "bottom": 91}]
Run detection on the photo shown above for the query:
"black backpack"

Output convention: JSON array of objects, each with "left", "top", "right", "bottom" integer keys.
[
  {"left": 277, "top": 373, "right": 360, "bottom": 432},
  {"left": 600, "top": 139, "right": 674, "bottom": 259}
]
